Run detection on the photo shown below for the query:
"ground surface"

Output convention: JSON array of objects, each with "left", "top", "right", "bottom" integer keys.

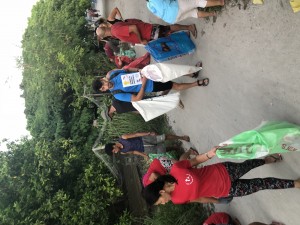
[{"left": 96, "top": 1, "right": 300, "bottom": 224}]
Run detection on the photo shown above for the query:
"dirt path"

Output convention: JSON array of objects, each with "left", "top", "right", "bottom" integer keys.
[{"left": 98, "top": 1, "right": 300, "bottom": 224}]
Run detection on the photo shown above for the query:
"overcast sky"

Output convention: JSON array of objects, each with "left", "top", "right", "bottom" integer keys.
[{"left": 0, "top": 0, "right": 38, "bottom": 150}]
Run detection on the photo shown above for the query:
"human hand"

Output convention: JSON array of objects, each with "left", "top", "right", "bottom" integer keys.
[
  {"left": 141, "top": 76, "right": 148, "bottom": 84},
  {"left": 208, "top": 146, "right": 221, "bottom": 158},
  {"left": 141, "top": 39, "right": 148, "bottom": 45},
  {"left": 149, "top": 132, "right": 156, "bottom": 136}
]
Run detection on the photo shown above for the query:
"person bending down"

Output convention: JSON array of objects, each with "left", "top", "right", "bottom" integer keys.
[
  {"left": 104, "top": 132, "right": 190, "bottom": 161},
  {"left": 96, "top": 19, "right": 197, "bottom": 44},
  {"left": 147, "top": 0, "right": 225, "bottom": 24},
  {"left": 92, "top": 68, "right": 209, "bottom": 102},
  {"left": 142, "top": 146, "right": 300, "bottom": 205},
  {"left": 143, "top": 148, "right": 199, "bottom": 186}
]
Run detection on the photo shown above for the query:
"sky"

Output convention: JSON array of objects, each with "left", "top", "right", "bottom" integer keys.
[{"left": 0, "top": 0, "right": 38, "bottom": 150}]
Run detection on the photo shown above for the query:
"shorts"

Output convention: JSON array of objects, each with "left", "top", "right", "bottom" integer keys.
[
  {"left": 152, "top": 81, "right": 173, "bottom": 92},
  {"left": 176, "top": 0, "right": 207, "bottom": 22},
  {"left": 142, "top": 134, "right": 166, "bottom": 154},
  {"left": 112, "top": 98, "right": 137, "bottom": 113}
]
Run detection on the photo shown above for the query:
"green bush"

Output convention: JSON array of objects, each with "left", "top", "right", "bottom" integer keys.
[{"left": 143, "top": 203, "right": 213, "bottom": 225}]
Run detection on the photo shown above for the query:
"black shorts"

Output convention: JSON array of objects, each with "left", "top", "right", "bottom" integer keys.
[
  {"left": 152, "top": 81, "right": 173, "bottom": 92},
  {"left": 112, "top": 99, "right": 137, "bottom": 113}
]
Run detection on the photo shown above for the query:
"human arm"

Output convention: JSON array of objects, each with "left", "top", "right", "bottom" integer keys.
[
  {"left": 128, "top": 25, "right": 147, "bottom": 44},
  {"left": 131, "top": 76, "right": 148, "bottom": 102},
  {"left": 115, "top": 56, "right": 123, "bottom": 68},
  {"left": 126, "top": 67, "right": 140, "bottom": 72},
  {"left": 189, "top": 146, "right": 220, "bottom": 167},
  {"left": 189, "top": 197, "right": 220, "bottom": 204},
  {"left": 123, "top": 150, "right": 149, "bottom": 161},
  {"left": 121, "top": 131, "right": 156, "bottom": 139},
  {"left": 108, "top": 7, "right": 123, "bottom": 21}
]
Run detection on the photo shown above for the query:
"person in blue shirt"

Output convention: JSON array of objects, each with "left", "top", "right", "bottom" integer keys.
[
  {"left": 146, "top": 0, "right": 225, "bottom": 24},
  {"left": 92, "top": 68, "right": 209, "bottom": 102}
]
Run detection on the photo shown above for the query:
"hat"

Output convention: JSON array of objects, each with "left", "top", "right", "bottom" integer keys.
[{"left": 100, "top": 107, "right": 112, "bottom": 121}]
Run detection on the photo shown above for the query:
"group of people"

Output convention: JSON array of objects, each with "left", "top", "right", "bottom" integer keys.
[{"left": 90, "top": 2, "right": 298, "bottom": 225}]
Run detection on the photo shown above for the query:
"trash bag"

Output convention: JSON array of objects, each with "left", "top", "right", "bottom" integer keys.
[
  {"left": 141, "top": 63, "right": 201, "bottom": 82},
  {"left": 217, "top": 121, "right": 300, "bottom": 159},
  {"left": 132, "top": 92, "right": 180, "bottom": 121},
  {"left": 145, "top": 31, "right": 196, "bottom": 62}
]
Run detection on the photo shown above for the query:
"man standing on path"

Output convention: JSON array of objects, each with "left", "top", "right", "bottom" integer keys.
[
  {"left": 96, "top": 19, "right": 197, "bottom": 44},
  {"left": 92, "top": 68, "right": 209, "bottom": 102}
]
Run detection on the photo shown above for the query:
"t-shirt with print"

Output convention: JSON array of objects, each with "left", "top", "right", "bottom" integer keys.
[
  {"left": 203, "top": 212, "right": 231, "bottom": 225},
  {"left": 143, "top": 155, "right": 175, "bottom": 186},
  {"left": 109, "top": 69, "right": 154, "bottom": 102},
  {"left": 111, "top": 21, "right": 153, "bottom": 44},
  {"left": 169, "top": 160, "right": 231, "bottom": 204}
]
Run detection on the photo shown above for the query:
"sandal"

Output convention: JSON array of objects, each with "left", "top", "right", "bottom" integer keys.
[
  {"left": 265, "top": 153, "right": 283, "bottom": 163},
  {"left": 189, "top": 147, "right": 199, "bottom": 155},
  {"left": 190, "top": 24, "right": 198, "bottom": 38},
  {"left": 192, "top": 62, "right": 203, "bottom": 78},
  {"left": 197, "top": 78, "right": 209, "bottom": 86},
  {"left": 195, "top": 61, "right": 202, "bottom": 68},
  {"left": 182, "top": 135, "right": 190, "bottom": 142},
  {"left": 178, "top": 100, "right": 184, "bottom": 109}
]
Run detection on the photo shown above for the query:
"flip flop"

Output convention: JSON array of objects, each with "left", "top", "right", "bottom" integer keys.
[
  {"left": 268, "top": 153, "right": 283, "bottom": 162},
  {"left": 189, "top": 148, "right": 199, "bottom": 155},
  {"left": 192, "top": 61, "right": 203, "bottom": 78},
  {"left": 178, "top": 100, "right": 184, "bottom": 109},
  {"left": 197, "top": 78, "right": 209, "bottom": 86},
  {"left": 191, "top": 24, "right": 198, "bottom": 38},
  {"left": 195, "top": 61, "right": 202, "bottom": 68},
  {"left": 271, "top": 222, "right": 285, "bottom": 225},
  {"left": 182, "top": 135, "right": 190, "bottom": 142}
]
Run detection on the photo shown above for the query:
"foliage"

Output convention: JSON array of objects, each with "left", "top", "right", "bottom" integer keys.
[
  {"left": 114, "top": 210, "right": 134, "bottom": 225},
  {"left": 0, "top": 137, "right": 123, "bottom": 224},
  {"left": 1, "top": 0, "right": 212, "bottom": 223},
  {"left": 143, "top": 203, "right": 213, "bottom": 225},
  {"left": 99, "top": 113, "right": 171, "bottom": 143},
  {"left": 0, "top": 0, "right": 128, "bottom": 223}
]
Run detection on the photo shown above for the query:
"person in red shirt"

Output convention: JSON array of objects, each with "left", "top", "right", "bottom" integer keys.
[
  {"left": 142, "top": 147, "right": 300, "bottom": 205},
  {"left": 203, "top": 212, "right": 234, "bottom": 225},
  {"left": 203, "top": 212, "right": 284, "bottom": 225},
  {"left": 96, "top": 20, "right": 197, "bottom": 44},
  {"left": 142, "top": 148, "right": 199, "bottom": 187}
]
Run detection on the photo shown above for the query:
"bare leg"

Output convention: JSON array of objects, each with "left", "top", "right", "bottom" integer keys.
[
  {"left": 206, "top": 0, "right": 225, "bottom": 7},
  {"left": 197, "top": 10, "right": 216, "bottom": 18},
  {"left": 172, "top": 81, "right": 198, "bottom": 91},
  {"left": 169, "top": 24, "right": 197, "bottom": 37},
  {"left": 248, "top": 223, "right": 268, "bottom": 225},
  {"left": 295, "top": 178, "right": 300, "bottom": 188},
  {"left": 165, "top": 134, "right": 190, "bottom": 142},
  {"left": 108, "top": 105, "right": 116, "bottom": 118}
]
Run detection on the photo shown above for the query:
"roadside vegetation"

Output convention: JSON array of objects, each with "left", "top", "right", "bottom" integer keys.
[{"left": 0, "top": 0, "right": 211, "bottom": 224}]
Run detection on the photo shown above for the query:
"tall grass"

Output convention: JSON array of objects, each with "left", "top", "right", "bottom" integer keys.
[
  {"left": 142, "top": 203, "right": 214, "bottom": 225},
  {"left": 100, "top": 113, "right": 172, "bottom": 143}
]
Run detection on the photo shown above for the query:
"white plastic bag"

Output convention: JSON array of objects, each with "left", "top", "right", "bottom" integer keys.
[
  {"left": 132, "top": 92, "right": 180, "bottom": 121},
  {"left": 141, "top": 63, "right": 202, "bottom": 82}
]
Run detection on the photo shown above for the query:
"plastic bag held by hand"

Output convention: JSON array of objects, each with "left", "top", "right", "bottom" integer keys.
[{"left": 216, "top": 121, "right": 300, "bottom": 159}]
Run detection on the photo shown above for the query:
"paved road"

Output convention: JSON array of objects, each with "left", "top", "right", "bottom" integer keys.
[{"left": 98, "top": 0, "right": 300, "bottom": 224}]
